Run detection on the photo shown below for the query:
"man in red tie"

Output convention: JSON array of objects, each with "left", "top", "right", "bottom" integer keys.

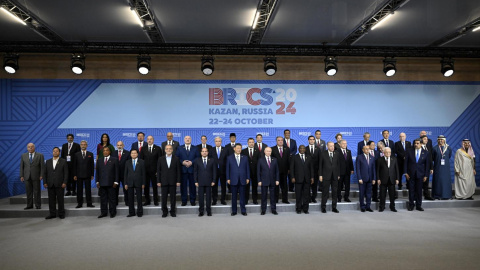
[
  {"left": 255, "top": 134, "right": 268, "bottom": 156},
  {"left": 114, "top": 141, "right": 130, "bottom": 206},
  {"left": 271, "top": 136, "right": 290, "bottom": 204}
]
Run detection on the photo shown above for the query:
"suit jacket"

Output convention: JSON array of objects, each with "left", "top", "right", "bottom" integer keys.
[
  {"left": 412, "top": 138, "right": 433, "bottom": 152},
  {"left": 157, "top": 155, "right": 182, "bottom": 186},
  {"left": 404, "top": 148, "right": 430, "bottom": 179},
  {"left": 196, "top": 144, "right": 213, "bottom": 154},
  {"left": 209, "top": 146, "right": 228, "bottom": 175},
  {"left": 241, "top": 147, "right": 259, "bottom": 179},
  {"left": 284, "top": 138, "right": 297, "bottom": 156},
  {"left": 376, "top": 156, "right": 399, "bottom": 185},
  {"left": 315, "top": 139, "right": 326, "bottom": 152},
  {"left": 421, "top": 145, "right": 434, "bottom": 171},
  {"left": 305, "top": 144, "right": 320, "bottom": 176},
  {"left": 336, "top": 148, "right": 354, "bottom": 175},
  {"left": 356, "top": 153, "right": 376, "bottom": 182},
  {"left": 20, "top": 152, "right": 45, "bottom": 181},
  {"left": 43, "top": 158, "right": 68, "bottom": 187},
  {"left": 73, "top": 151, "right": 94, "bottom": 179},
  {"left": 224, "top": 142, "right": 238, "bottom": 157},
  {"left": 318, "top": 151, "right": 341, "bottom": 181},
  {"left": 394, "top": 140, "right": 411, "bottom": 174},
  {"left": 131, "top": 141, "right": 146, "bottom": 158},
  {"left": 161, "top": 140, "right": 179, "bottom": 155},
  {"left": 140, "top": 144, "right": 162, "bottom": 174},
  {"left": 334, "top": 143, "right": 341, "bottom": 151},
  {"left": 176, "top": 144, "right": 200, "bottom": 174},
  {"left": 61, "top": 142, "right": 81, "bottom": 167},
  {"left": 114, "top": 149, "right": 130, "bottom": 181},
  {"left": 257, "top": 156, "right": 279, "bottom": 186},
  {"left": 378, "top": 139, "right": 396, "bottom": 154},
  {"left": 124, "top": 159, "right": 146, "bottom": 188},
  {"left": 193, "top": 157, "right": 217, "bottom": 186},
  {"left": 357, "top": 140, "right": 370, "bottom": 156},
  {"left": 369, "top": 149, "right": 381, "bottom": 161},
  {"left": 289, "top": 154, "right": 313, "bottom": 184},
  {"left": 271, "top": 145, "right": 290, "bottom": 174},
  {"left": 226, "top": 154, "right": 250, "bottom": 185},
  {"left": 96, "top": 156, "right": 119, "bottom": 187},
  {"left": 254, "top": 142, "right": 268, "bottom": 156}
]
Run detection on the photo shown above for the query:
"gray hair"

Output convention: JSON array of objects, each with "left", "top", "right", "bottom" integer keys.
[
  {"left": 80, "top": 140, "right": 88, "bottom": 144},
  {"left": 384, "top": 147, "right": 391, "bottom": 152},
  {"left": 214, "top": 136, "right": 222, "bottom": 141},
  {"left": 378, "top": 141, "right": 385, "bottom": 148}
]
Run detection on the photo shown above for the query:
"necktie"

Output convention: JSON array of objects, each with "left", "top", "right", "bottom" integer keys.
[
  {"left": 416, "top": 150, "right": 420, "bottom": 162},
  {"left": 104, "top": 157, "right": 107, "bottom": 165},
  {"left": 236, "top": 155, "right": 240, "bottom": 166},
  {"left": 139, "top": 142, "right": 142, "bottom": 152},
  {"left": 249, "top": 148, "right": 253, "bottom": 158},
  {"left": 217, "top": 147, "right": 220, "bottom": 158},
  {"left": 232, "top": 143, "right": 235, "bottom": 148},
  {"left": 133, "top": 159, "right": 136, "bottom": 171},
  {"left": 402, "top": 141, "right": 405, "bottom": 150},
  {"left": 82, "top": 151, "right": 85, "bottom": 159},
  {"left": 169, "top": 141, "right": 171, "bottom": 145},
  {"left": 118, "top": 151, "right": 122, "bottom": 161},
  {"left": 267, "top": 157, "right": 271, "bottom": 168},
  {"left": 258, "top": 143, "right": 261, "bottom": 152},
  {"left": 29, "top": 153, "right": 33, "bottom": 163},
  {"left": 311, "top": 146, "right": 314, "bottom": 154},
  {"left": 316, "top": 140, "right": 320, "bottom": 147},
  {"left": 343, "top": 149, "right": 347, "bottom": 160},
  {"left": 286, "top": 140, "right": 290, "bottom": 147},
  {"left": 385, "top": 140, "right": 389, "bottom": 147},
  {"left": 371, "top": 150, "right": 374, "bottom": 157},
  {"left": 149, "top": 146, "right": 152, "bottom": 153},
  {"left": 279, "top": 147, "right": 283, "bottom": 157},
  {"left": 204, "top": 158, "right": 207, "bottom": 169},
  {"left": 330, "top": 152, "right": 333, "bottom": 162},
  {"left": 186, "top": 146, "right": 190, "bottom": 154},
  {"left": 301, "top": 154, "right": 305, "bottom": 163},
  {"left": 366, "top": 154, "right": 369, "bottom": 165}
]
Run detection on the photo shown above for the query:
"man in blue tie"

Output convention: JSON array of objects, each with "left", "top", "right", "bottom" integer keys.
[
  {"left": 194, "top": 147, "right": 216, "bottom": 216},
  {"left": 176, "top": 135, "right": 200, "bottom": 206},
  {"left": 356, "top": 145, "right": 376, "bottom": 212},
  {"left": 404, "top": 139, "right": 431, "bottom": 211},
  {"left": 226, "top": 144, "right": 250, "bottom": 216},
  {"left": 124, "top": 149, "right": 146, "bottom": 217}
]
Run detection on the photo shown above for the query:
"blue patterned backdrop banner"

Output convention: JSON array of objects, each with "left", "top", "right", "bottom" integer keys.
[{"left": 1, "top": 79, "right": 479, "bottom": 198}]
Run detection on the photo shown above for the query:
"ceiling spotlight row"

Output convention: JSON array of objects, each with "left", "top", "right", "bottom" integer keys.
[{"left": 2, "top": 54, "right": 455, "bottom": 78}]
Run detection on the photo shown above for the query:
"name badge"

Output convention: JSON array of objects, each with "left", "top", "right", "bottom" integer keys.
[
  {"left": 67, "top": 155, "right": 71, "bottom": 162},
  {"left": 441, "top": 159, "right": 445, "bottom": 165}
]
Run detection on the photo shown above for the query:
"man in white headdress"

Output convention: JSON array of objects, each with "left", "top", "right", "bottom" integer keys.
[{"left": 454, "top": 139, "right": 476, "bottom": 200}]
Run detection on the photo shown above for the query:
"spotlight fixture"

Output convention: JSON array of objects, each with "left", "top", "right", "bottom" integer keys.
[
  {"left": 324, "top": 56, "right": 337, "bottom": 76},
  {"left": 71, "top": 54, "right": 85, "bottom": 75},
  {"left": 201, "top": 56, "right": 214, "bottom": 76},
  {"left": 3, "top": 53, "right": 19, "bottom": 74},
  {"left": 137, "top": 55, "right": 151, "bottom": 75},
  {"left": 264, "top": 57, "right": 277, "bottom": 76},
  {"left": 383, "top": 57, "right": 397, "bottom": 77},
  {"left": 371, "top": 12, "right": 394, "bottom": 30},
  {"left": 440, "top": 58, "right": 454, "bottom": 77}
]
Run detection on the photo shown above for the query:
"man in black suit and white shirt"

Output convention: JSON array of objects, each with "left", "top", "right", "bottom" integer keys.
[
  {"left": 20, "top": 143, "right": 45, "bottom": 210},
  {"left": 194, "top": 147, "right": 216, "bottom": 216},
  {"left": 73, "top": 140, "right": 95, "bottom": 208},
  {"left": 376, "top": 147, "right": 399, "bottom": 212},
  {"left": 161, "top": 132, "right": 179, "bottom": 155},
  {"left": 271, "top": 136, "right": 290, "bottom": 204},
  {"left": 43, "top": 147, "right": 68, "bottom": 219},
  {"left": 157, "top": 145, "right": 182, "bottom": 218},
  {"left": 254, "top": 134, "right": 268, "bottom": 157},
  {"left": 130, "top": 132, "right": 146, "bottom": 157},
  {"left": 379, "top": 130, "right": 395, "bottom": 155},
  {"left": 306, "top": 136, "right": 320, "bottom": 202},
  {"left": 336, "top": 140, "right": 354, "bottom": 203},
  {"left": 357, "top": 132, "right": 371, "bottom": 157},
  {"left": 141, "top": 135, "right": 163, "bottom": 206},
  {"left": 124, "top": 149, "right": 146, "bottom": 217},
  {"left": 241, "top": 138, "right": 260, "bottom": 204},
  {"left": 209, "top": 137, "right": 228, "bottom": 205},
  {"left": 394, "top": 132, "right": 411, "bottom": 190},
  {"left": 290, "top": 145, "right": 314, "bottom": 214},
  {"left": 114, "top": 141, "right": 130, "bottom": 206},
  {"left": 196, "top": 135, "right": 213, "bottom": 154},
  {"left": 319, "top": 142, "right": 341, "bottom": 213},
  {"left": 96, "top": 147, "right": 119, "bottom": 218},
  {"left": 61, "top": 134, "right": 80, "bottom": 196}
]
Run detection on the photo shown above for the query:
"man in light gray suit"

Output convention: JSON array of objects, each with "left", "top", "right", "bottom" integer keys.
[{"left": 20, "top": 143, "right": 45, "bottom": 210}]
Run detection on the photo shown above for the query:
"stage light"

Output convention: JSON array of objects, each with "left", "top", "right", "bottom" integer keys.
[
  {"left": 252, "top": 11, "right": 260, "bottom": 30},
  {"left": 371, "top": 12, "right": 393, "bottom": 30},
  {"left": 201, "top": 56, "right": 214, "bottom": 76},
  {"left": 441, "top": 58, "right": 454, "bottom": 77},
  {"left": 324, "top": 56, "right": 337, "bottom": 76},
  {"left": 0, "top": 6, "right": 27, "bottom": 25},
  {"left": 383, "top": 57, "right": 397, "bottom": 77},
  {"left": 71, "top": 54, "right": 85, "bottom": 75},
  {"left": 473, "top": 26, "right": 480, "bottom": 32},
  {"left": 137, "top": 55, "right": 151, "bottom": 75},
  {"left": 264, "top": 57, "right": 277, "bottom": 76},
  {"left": 131, "top": 8, "right": 144, "bottom": 27},
  {"left": 3, "top": 54, "right": 19, "bottom": 74}
]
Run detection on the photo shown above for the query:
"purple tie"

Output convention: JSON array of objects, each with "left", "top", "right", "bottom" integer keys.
[
  {"left": 279, "top": 147, "right": 283, "bottom": 157},
  {"left": 343, "top": 150, "right": 347, "bottom": 160},
  {"left": 267, "top": 157, "right": 271, "bottom": 168}
]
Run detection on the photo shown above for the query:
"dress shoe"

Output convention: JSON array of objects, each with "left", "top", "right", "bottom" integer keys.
[
  {"left": 162, "top": 213, "right": 168, "bottom": 218},
  {"left": 397, "top": 186, "right": 402, "bottom": 190},
  {"left": 75, "top": 204, "right": 82, "bottom": 209},
  {"left": 212, "top": 201, "right": 217, "bottom": 205},
  {"left": 127, "top": 214, "right": 135, "bottom": 217},
  {"left": 261, "top": 211, "right": 266, "bottom": 215},
  {"left": 65, "top": 192, "right": 72, "bottom": 196},
  {"left": 282, "top": 200, "right": 290, "bottom": 204},
  {"left": 391, "top": 208, "right": 397, "bottom": 212},
  {"left": 425, "top": 196, "right": 434, "bottom": 201},
  {"left": 321, "top": 208, "right": 326, "bottom": 213},
  {"left": 154, "top": 202, "right": 159, "bottom": 206},
  {"left": 221, "top": 201, "right": 227, "bottom": 205},
  {"left": 170, "top": 212, "right": 176, "bottom": 217},
  {"left": 143, "top": 202, "right": 151, "bottom": 206},
  {"left": 467, "top": 197, "right": 474, "bottom": 200},
  {"left": 207, "top": 213, "right": 212, "bottom": 216},
  {"left": 416, "top": 207, "right": 424, "bottom": 211},
  {"left": 198, "top": 212, "right": 204, "bottom": 217},
  {"left": 110, "top": 214, "right": 116, "bottom": 218},
  {"left": 45, "top": 215, "right": 56, "bottom": 219},
  {"left": 98, "top": 214, "right": 107, "bottom": 218},
  {"left": 303, "top": 210, "right": 309, "bottom": 214},
  {"left": 332, "top": 208, "right": 339, "bottom": 213},
  {"left": 407, "top": 206, "right": 413, "bottom": 211},
  {"left": 191, "top": 202, "right": 196, "bottom": 206},
  {"left": 289, "top": 189, "right": 294, "bottom": 192},
  {"left": 253, "top": 201, "right": 259, "bottom": 205},
  {"left": 24, "top": 206, "right": 33, "bottom": 210},
  {"left": 231, "top": 213, "right": 237, "bottom": 216},
  {"left": 311, "top": 199, "right": 317, "bottom": 203},
  {"left": 338, "top": 199, "right": 342, "bottom": 203},
  {"left": 272, "top": 210, "right": 278, "bottom": 215},
  {"left": 181, "top": 202, "right": 187, "bottom": 206},
  {"left": 361, "top": 209, "right": 366, "bottom": 212},
  {"left": 36, "top": 206, "right": 41, "bottom": 209},
  {"left": 296, "top": 210, "right": 301, "bottom": 214},
  {"left": 87, "top": 204, "right": 95, "bottom": 208},
  {"left": 344, "top": 198, "right": 351, "bottom": 202},
  {"left": 59, "top": 216, "right": 65, "bottom": 219},
  {"left": 366, "top": 208, "right": 373, "bottom": 212},
  {"left": 372, "top": 199, "right": 379, "bottom": 202},
  {"left": 241, "top": 212, "right": 247, "bottom": 216},
  {"left": 245, "top": 201, "right": 249, "bottom": 205},
  {"left": 125, "top": 203, "right": 129, "bottom": 206},
  {"left": 395, "top": 195, "right": 398, "bottom": 199},
  {"left": 379, "top": 208, "right": 384, "bottom": 212},
  {"left": 72, "top": 192, "right": 77, "bottom": 196},
  {"left": 137, "top": 214, "right": 143, "bottom": 217}
]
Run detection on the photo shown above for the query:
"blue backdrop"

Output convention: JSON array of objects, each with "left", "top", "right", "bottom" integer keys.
[{"left": 1, "top": 79, "right": 479, "bottom": 198}]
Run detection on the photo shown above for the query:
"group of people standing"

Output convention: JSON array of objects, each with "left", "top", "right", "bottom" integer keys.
[{"left": 19, "top": 129, "right": 476, "bottom": 219}]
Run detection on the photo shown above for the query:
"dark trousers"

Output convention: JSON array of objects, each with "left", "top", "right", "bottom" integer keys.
[
  {"left": 379, "top": 182, "right": 396, "bottom": 210},
  {"left": 311, "top": 172, "right": 319, "bottom": 200},
  {"left": 198, "top": 186, "right": 212, "bottom": 214},
  {"left": 372, "top": 182, "right": 379, "bottom": 201},
  {"left": 76, "top": 177, "right": 92, "bottom": 205},
  {"left": 144, "top": 172, "right": 158, "bottom": 204},
  {"left": 161, "top": 185, "right": 177, "bottom": 214},
  {"left": 116, "top": 179, "right": 128, "bottom": 205},
  {"left": 231, "top": 182, "right": 246, "bottom": 214},
  {"left": 423, "top": 176, "right": 431, "bottom": 198},
  {"left": 288, "top": 175, "right": 294, "bottom": 191},
  {"left": 181, "top": 172, "right": 196, "bottom": 204},
  {"left": 212, "top": 172, "right": 226, "bottom": 203},
  {"left": 25, "top": 178, "right": 41, "bottom": 208},
  {"left": 359, "top": 181, "right": 372, "bottom": 210},
  {"left": 338, "top": 173, "right": 351, "bottom": 200},
  {"left": 249, "top": 176, "right": 259, "bottom": 203},
  {"left": 127, "top": 186, "right": 143, "bottom": 216},
  {"left": 66, "top": 163, "right": 76, "bottom": 193},
  {"left": 275, "top": 172, "right": 288, "bottom": 202},
  {"left": 408, "top": 177, "right": 423, "bottom": 208},
  {"left": 261, "top": 185, "right": 276, "bottom": 212},
  {"left": 48, "top": 186, "right": 65, "bottom": 217},
  {"left": 295, "top": 181, "right": 310, "bottom": 212},
  {"left": 321, "top": 176, "right": 338, "bottom": 209},
  {"left": 99, "top": 186, "right": 116, "bottom": 215}
]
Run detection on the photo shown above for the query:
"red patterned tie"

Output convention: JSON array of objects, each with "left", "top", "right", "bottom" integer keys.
[
  {"left": 118, "top": 151, "right": 121, "bottom": 161},
  {"left": 104, "top": 157, "right": 107, "bottom": 165}
]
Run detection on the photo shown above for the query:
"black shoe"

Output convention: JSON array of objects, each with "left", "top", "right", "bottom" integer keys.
[
  {"left": 231, "top": 213, "right": 237, "bottom": 216},
  {"left": 391, "top": 208, "right": 397, "bottom": 212},
  {"left": 253, "top": 201, "right": 259, "bottom": 205},
  {"left": 372, "top": 199, "right": 379, "bottom": 202},
  {"left": 416, "top": 207, "right": 424, "bottom": 211},
  {"left": 467, "top": 197, "right": 474, "bottom": 200},
  {"left": 395, "top": 195, "right": 398, "bottom": 199},
  {"left": 379, "top": 208, "right": 384, "bottom": 212},
  {"left": 59, "top": 216, "right": 65, "bottom": 219},
  {"left": 127, "top": 214, "right": 135, "bottom": 217},
  {"left": 137, "top": 214, "right": 143, "bottom": 217},
  {"left": 282, "top": 200, "right": 290, "bottom": 204},
  {"left": 198, "top": 212, "right": 204, "bottom": 217},
  {"left": 212, "top": 201, "right": 217, "bottom": 205},
  {"left": 338, "top": 199, "right": 342, "bottom": 202},
  {"left": 344, "top": 198, "right": 351, "bottom": 202},
  {"left": 36, "top": 206, "right": 41, "bottom": 209},
  {"left": 398, "top": 186, "right": 402, "bottom": 190},
  {"left": 181, "top": 202, "right": 187, "bottom": 206},
  {"left": 143, "top": 202, "right": 151, "bottom": 206},
  {"left": 110, "top": 214, "right": 116, "bottom": 218},
  {"left": 407, "top": 206, "right": 413, "bottom": 211},
  {"left": 87, "top": 204, "right": 95, "bottom": 208},
  {"left": 245, "top": 201, "right": 249, "bottom": 205},
  {"left": 125, "top": 203, "right": 129, "bottom": 206},
  {"left": 272, "top": 210, "right": 278, "bottom": 215},
  {"left": 45, "top": 215, "right": 56, "bottom": 219},
  {"left": 241, "top": 212, "right": 247, "bottom": 216},
  {"left": 24, "top": 206, "right": 33, "bottom": 210},
  {"left": 170, "top": 212, "right": 176, "bottom": 217},
  {"left": 261, "top": 211, "right": 266, "bottom": 215},
  {"left": 332, "top": 208, "right": 339, "bottom": 213},
  {"left": 162, "top": 213, "right": 168, "bottom": 218},
  {"left": 425, "top": 196, "right": 434, "bottom": 201},
  {"left": 361, "top": 209, "right": 366, "bottom": 212},
  {"left": 296, "top": 210, "right": 301, "bottom": 214},
  {"left": 98, "top": 214, "right": 107, "bottom": 218},
  {"left": 221, "top": 201, "right": 227, "bottom": 205},
  {"left": 191, "top": 202, "right": 196, "bottom": 206},
  {"left": 303, "top": 210, "right": 309, "bottom": 214},
  {"left": 321, "top": 208, "right": 326, "bottom": 213},
  {"left": 65, "top": 192, "right": 72, "bottom": 196},
  {"left": 154, "top": 202, "right": 159, "bottom": 206},
  {"left": 75, "top": 204, "right": 82, "bottom": 209},
  {"left": 366, "top": 208, "right": 373, "bottom": 212},
  {"left": 289, "top": 189, "right": 294, "bottom": 192},
  {"left": 207, "top": 213, "right": 212, "bottom": 216},
  {"left": 72, "top": 192, "right": 77, "bottom": 196},
  {"left": 311, "top": 199, "right": 317, "bottom": 203}
]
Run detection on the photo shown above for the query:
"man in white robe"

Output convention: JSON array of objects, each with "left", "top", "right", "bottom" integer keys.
[{"left": 454, "top": 139, "right": 476, "bottom": 200}]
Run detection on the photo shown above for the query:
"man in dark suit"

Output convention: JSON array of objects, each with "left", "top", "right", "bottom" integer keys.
[
  {"left": 161, "top": 132, "right": 179, "bottom": 156},
  {"left": 356, "top": 145, "right": 376, "bottom": 212},
  {"left": 196, "top": 135, "right": 213, "bottom": 154},
  {"left": 306, "top": 136, "right": 321, "bottom": 202},
  {"left": 224, "top": 133, "right": 238, "bottom": 157},
  {"left": 157, "top": 145, "right": 182, "bottom": 217},
  {"left": 114, "top": 141, "right": 130, "bottom": 206},
  {"left": 368, "top": 141, "right": 381, "bottom": 202},
  {"left": 334, "top": 133, "right": 343, "bottom": 151},
  {"left": 194, "top": 147, "right": 216, "bottom": 216},
  {"left": 254, "top": 134, "right": 268, "bottom": 157},
  {"left": 20, "top": 143, "right": 45, "bottom": 210},
  {"left": 210, "top": 137, "right": 228, "bottom": 205},
  {"left": 420, "top": 135, "right": 434, "bottom": 200},
  {"left": 176, "top": 135, "right": 200, "bottom": 206},
  {"left": 357, "top": 132, "right": 371, "bottom": 156},
  {"left": 43, "top": 147, "right": 68, "bottom": 219},
  {"left": 336, "top": 140, "right": 354, "bottom": 202},
  {"left": 416, "top": 131, "right": 433, "bottom": 151},
  {"left": 394, "top": 132, "right": 411, "bottom": 190},
  {"left": 141, "top": 135, "right": 162, "bottom": 206},
  {"left": 284, "top": 129, "right": 297, "bottom": 192},
  {"left": 379, "top": 130, "right": 395, "bottom": 155},
  {"left": 96, "top": 146, "right": 119, "bottom": 218},
  {"left": 290, "top": 145, "right": 314, "bottom": 214},
  {"left": 271, "top": 136, "right": 290, "bottom": 204},
  {"left": 73, "top": 140, "right": 95, "bottom": 208},
  {"left": 405, "top": 139, "right": 431, "bottom": 211},
  {"left": 319, "top": 142, "right": 341, "bottom": 213},
  {"left": 226, "top": 144, "right": 250, "bottom": 216},
  {"left": 314, "top": 130, "right": 327, "bottom": 151},
  {"left": 61, "top": 134, "right": 81, "bottom": 196},
  {"left": 376, "top": 147, "right": 399, "bottom": 212},
  {"left": 241, "top": 138, "right": 260, "bottom": 204},
  {"left": 257, "top": 147, "right": 279, "bottom": 215},
  {"left": 130, "top": 132, "right": 146, "bottom": 157},
  {"left": 124, "top": 149, "right": 145, "bottom": 217}
]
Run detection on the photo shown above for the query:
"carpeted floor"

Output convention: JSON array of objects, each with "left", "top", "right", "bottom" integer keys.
[{"left": 1, "top": 208, "right": 479, "bottom": 270}]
